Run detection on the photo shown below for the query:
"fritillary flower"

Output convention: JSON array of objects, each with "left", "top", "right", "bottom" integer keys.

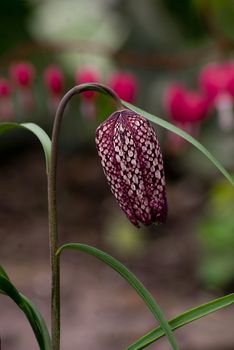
[
  {"left": 108, "top": 72, "right": 138, "bottom": 103},
  {"left": 96, "top": 109, "right": 167, "bottom": 227}
]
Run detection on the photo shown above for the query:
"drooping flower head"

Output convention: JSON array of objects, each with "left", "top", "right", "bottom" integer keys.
[
  {"left": 108, "top": 72, "right": 138, "bottom": 103},
  {"left": 10, "top": 61, "right": 35, "bottom": 88},
  {"left": 44, "top": 65, "right": 64, "bottom": 96},
  {"left": 96, "top": 109, "right": 167, "bottom": 227}
]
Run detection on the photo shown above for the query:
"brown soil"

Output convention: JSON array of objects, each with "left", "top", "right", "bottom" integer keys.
[{"left": 0, "top": 148, "right": 233, "bottom": 350}]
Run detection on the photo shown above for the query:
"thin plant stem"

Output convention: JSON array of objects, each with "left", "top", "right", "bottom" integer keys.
[{"left": 47, "top": 83, "right": 123, "bottom": 350}]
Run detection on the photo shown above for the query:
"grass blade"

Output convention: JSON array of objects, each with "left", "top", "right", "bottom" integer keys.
[
  {"left": 126, "top": 293, "right": 234, "bottom": 349},
  {"left": 0, "top": 122, "right": 51, "bottom": 174},
  {"left": 57, "top": 243, "right": 179, "bottom": 350},
  {"left": 0, "top": 271, "right": 51, "bottom": 350},
  {"left": 122, "top": 102, "right": 234, "bottom": 187}
]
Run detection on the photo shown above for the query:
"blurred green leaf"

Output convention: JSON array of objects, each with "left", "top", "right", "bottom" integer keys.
[
  {"left": 126, "top": 293, "right": 234, "bottom": 349},
  {"left": 57, "top": 243, "right": 179, "bottom": 350},
  {"left": 0, "top": 273, "right": 51, "bottom": 350},
  {"left": 123, "top": 102, "right": 234, "bottom": 187},
  {"left": 0, "top": 122, "right": 51, "bottom": 173},
  {"left": 198, "top": 181, "right": 234, "bottom": 289}
]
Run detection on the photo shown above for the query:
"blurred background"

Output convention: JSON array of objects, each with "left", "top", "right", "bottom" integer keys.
[{"left": 0, "top": 0, "right": 234, "bottom": 349}]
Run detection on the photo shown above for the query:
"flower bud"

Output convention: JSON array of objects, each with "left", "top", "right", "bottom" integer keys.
[{"left": 96, "top": 109, "right": 167, "bottom": 227}]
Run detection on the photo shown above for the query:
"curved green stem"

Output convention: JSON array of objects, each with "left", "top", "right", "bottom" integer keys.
[{"left": 48, "top": 83, "right": 123, "bottom": 350}]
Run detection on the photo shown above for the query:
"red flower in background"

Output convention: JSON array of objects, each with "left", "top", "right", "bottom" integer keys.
[
  {"left": 75, "top": 66, "right": 100, "bottom": 100},
  {"left": 10, "top": 61, "right": 36, "bottom": 111},
  {"left": 44, "top": 65, "right": 65, "bottom": 113},
  {"left": 10, "top": 62, "right": 35, "bottom": 88},
  {"left": 108, "top": 72, "right": 138, "bottom": 103},
  {"left": 199, "top": 62, "right": 234, "bottom": 130},
  {"left": 75, "top": 66, "right": 101, "bottom": 120},
  {"left": 0, "top": 78, "right": 13, "bottom": 120},
  {"left": 44, "top": 65, "right": 64, "bottom": 96},
  {"left": 165, "top": 84, "right": 210, "bottom": 151}
]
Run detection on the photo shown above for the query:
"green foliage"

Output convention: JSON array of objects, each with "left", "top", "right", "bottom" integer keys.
[
  {"left": 57, "top": 243, "right": 179, "bottom": 350},
  {"left": 0, "top": 266, "right": 51, "bottom": 350},
  {"left": 126, "top": 293, "right": 234, "bottom": 349},
  {"left": 198, "top": 180, "right": 234, "bottom": 289},
  {"left": 0, "top": 122, "right": 51, "bottom": 173},
  {"left": 123, "top": 101, "right": 234, "bottom": 187}
]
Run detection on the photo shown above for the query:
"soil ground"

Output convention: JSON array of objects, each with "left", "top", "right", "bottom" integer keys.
[{"left": 0, "top": 148, "right": 233, "bottom": 350}]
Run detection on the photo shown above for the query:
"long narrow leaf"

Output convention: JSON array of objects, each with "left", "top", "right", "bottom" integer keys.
[
  {"left": 126, "top": 293, "right": 234, "bottom": 350},
  {"left": 57, "top": 243, "right": 179, "bottom": 350},
  {"left": 0, "top": 122, "right": 51, "bottom": 173},
  {"left": 0, "top": 275, "right": 51, "bottom": 350},
  {"left": 122, "top": 102, "right": 234, "bottom": 187}
]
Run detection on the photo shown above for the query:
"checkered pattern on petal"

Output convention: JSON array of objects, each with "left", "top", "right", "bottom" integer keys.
[{"left": 95, "top": 109, "right": 167, "bottom": 227}]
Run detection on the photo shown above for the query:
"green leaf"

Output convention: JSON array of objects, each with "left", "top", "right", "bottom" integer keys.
[
  {"left": 0, "top": 274, "right": 51, "bottom": 350},
  {"left": 0, "top": 265, "right": 10, "bottom": 294},
  {"left": 122, "top": 102, "right": 234, "bottom": 187},
  {"left": 57, "top": 243, "right": 179, "bottom": 350},
  {"left": 126, "top": 293, "right": 234, "bottom": 350},
  {"left": 0, "top": 122, "right": 51, "bottom": 174}
]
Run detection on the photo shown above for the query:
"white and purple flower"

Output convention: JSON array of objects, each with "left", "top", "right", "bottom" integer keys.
[{"left": 96, "top": 109, "right": 167, "bottom": 227}]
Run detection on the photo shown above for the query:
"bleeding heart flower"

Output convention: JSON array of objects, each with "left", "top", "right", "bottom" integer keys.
[
  {"left": 75, "top": 66, "right": 100, "bottom": 100},
  {"left": 165, "top": 84, "right": 209, "bottom": 123},
  {"left": 44, "top": 65, "right": 65, "bottom": 113},
  {"left": 96, "top": 109, "right": 167, "bottom": 227},
  {"left": 75, "top": 66, "right": 101, "bottom": 120},
  {"left": 44, "top": 65, "right": 64, "bottom": 96},
  {"left": 10, "top": 61, "right": 35, "bottom": 88},
  {"left": 164, "top": 84, "right": 209, "bottom": 151},
  {"left": 10, "top": 61, "right": 36, "bottom": 111},
  {"left": 108, "top": 72, "right": 138, "bottom": 103},
  {"left": 0, "top": 78, "right": 13, "bottom": 120},
  {"left": 199, "top": 62, "right": 234, "bottom": 130}
]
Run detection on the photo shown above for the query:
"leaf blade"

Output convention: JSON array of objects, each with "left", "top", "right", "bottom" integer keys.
[
  {"left": 126, "top": 293, "right": 234, "bottom": 349},
  {"left": 0, "top": 274, "right": 51, "bottom": 350},
  {"left": 0, "top": 122, "right": 51, "bottom": 173},
  {"left": 57, "top": 243, "right": 179, "bottom": 350},
  {"left": 122, "top": 102, "right": 234, "bottom": 187}
]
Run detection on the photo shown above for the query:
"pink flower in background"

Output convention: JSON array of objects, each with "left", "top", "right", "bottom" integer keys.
[
  {"left": 75, "top": 66, "right": 100, "bottom": 100},
  {"left": 44, "top": 65, "right": 65, "bottom": 113},
  {"left": 165, "top": 84, "right": 209, "bottom": 152},
  {"left": 0, "top": 78, "right": 13, "bottom": 120},
  {"left": 10, "top": 61, "right": 35, "bottom": 88},
  {"left": 75, "top": 66, "right": 101, "bottom": 120},
  {"left": 10, "top": 61, "right": 36, "bottom": 111},
  {"left": 199, "top": 62, "right": 234, "bottom": 130},
  {"left": 108, "top": 72, "right": 138, "bottom": 103},
  {"left": 44, "top": 65, "right": 64, "bottom": 96}
]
